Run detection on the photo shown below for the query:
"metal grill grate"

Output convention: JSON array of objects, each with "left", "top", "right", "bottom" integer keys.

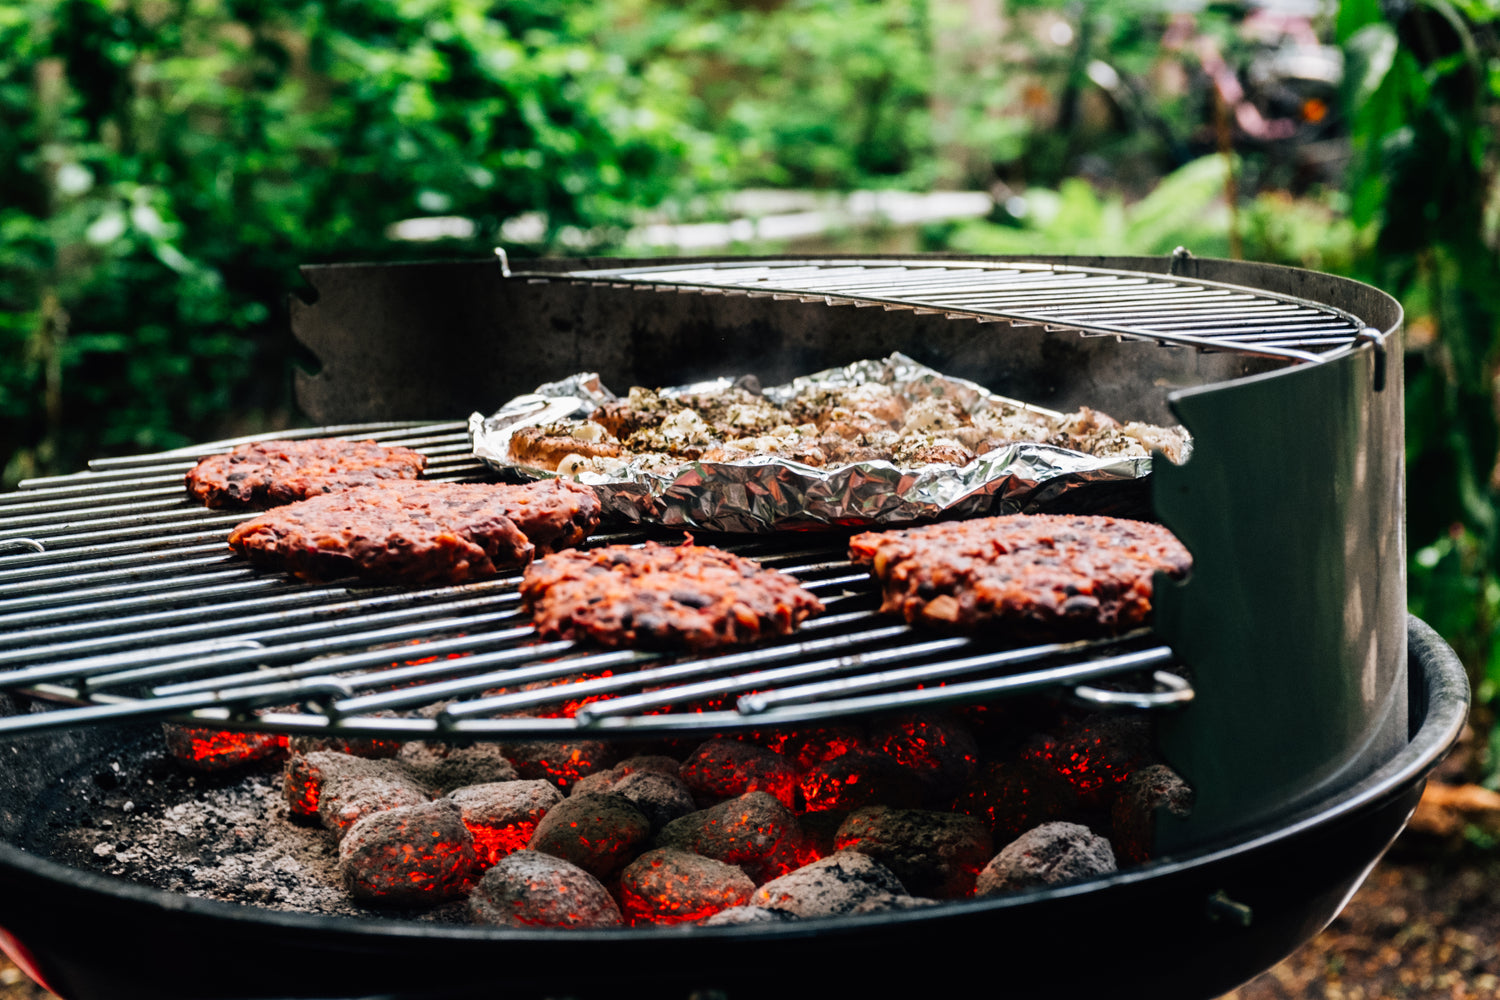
[
  {"left": 0, "top": 423, "right": 1188, "bottom": 738},
  {"left": 545, "top": 257, "right": 1374, "bottom": 363}
]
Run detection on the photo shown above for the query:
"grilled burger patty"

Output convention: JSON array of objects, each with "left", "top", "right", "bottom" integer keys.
[
  {"left": 186, "top": 438, "right": 428, "bottom": 509},
  {"left": 228, "top": 479, "right": 601, "bottom": 584},
  {"left": 521, "top": 540, "right": 824, "bottom": 651},
  {"left": 850, "top": 514, "right": 1191, "bottom": 635}
]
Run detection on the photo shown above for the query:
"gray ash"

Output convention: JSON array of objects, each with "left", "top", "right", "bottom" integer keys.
[{"left": 28, "top": 738, "right": 466, "bottom": 922}]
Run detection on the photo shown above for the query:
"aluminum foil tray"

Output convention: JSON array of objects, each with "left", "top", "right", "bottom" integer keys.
[{"left": 469, "top": 353, "right": 1187, "bottom": 532}]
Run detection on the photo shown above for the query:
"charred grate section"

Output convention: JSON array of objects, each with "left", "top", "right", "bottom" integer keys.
[
  {"left": 0, "top": 422, "right": 1190, "bottom": 739},
  {"left": 547, "top": 258, "right": 1373, "bottom": 363}
]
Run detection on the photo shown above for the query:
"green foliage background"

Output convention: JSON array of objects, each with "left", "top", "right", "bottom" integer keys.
[
  {"left": 6, "top": 0, "right": 1500, "bottom": 775},
  {"left": 0, "top": 0, "right": 729, "bottom": 479},
  {"left": 1, "top": 0, "right": 958, "bottom": 484},
  {"left": 1337, "top": 0, "right": 1500, "bottom": 765}
]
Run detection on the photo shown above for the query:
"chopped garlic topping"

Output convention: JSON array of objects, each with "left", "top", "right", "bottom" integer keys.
[
  {"left": 557, "top": 454, "right": 591, "bottom": 476},
  {"left": 660, "top": 409, "right": 708, "bottom": 440},
  {"left": 901, "top": 397, "right": 968, "bottom": 434}
]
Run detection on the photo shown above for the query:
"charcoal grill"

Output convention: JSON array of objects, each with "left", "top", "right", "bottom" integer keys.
[{"left": 0, "top": 253, "right": 1468, "bottom": 1000}]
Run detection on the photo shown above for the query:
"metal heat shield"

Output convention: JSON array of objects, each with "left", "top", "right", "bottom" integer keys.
[{"left": 1152, "top": 287, "right": 1407, "bottom": 851}]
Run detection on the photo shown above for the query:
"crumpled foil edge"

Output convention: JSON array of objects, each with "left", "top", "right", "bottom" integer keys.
[{"left": 469, "top": 353, "right": 1184, "bottom": 532}]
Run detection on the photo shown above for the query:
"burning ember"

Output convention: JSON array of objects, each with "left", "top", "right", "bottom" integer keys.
[
  {"left": 81, "top": 702, "right": 1187, "bottom": 929},
  {"left": 832, "top": 806, "right": 992, "bottom": 897},
  {"left": 339, "top": 800, "right": 477, "bottom": 905},
  {"left": 527, "top": 793, "right": 652, "bottom": 880},
  {"left": 500, "top": 739, "right": 616, "bottom": 791},
  {"left": 449, "top": 780, "right": 562, "bottom": 866},
  {"left": 619, "top": 848, "right": 754, "bottom": 926},
  {"left": 681, "top": 740, "right": 798, "bottom": 809},
  {"left": 655, "top": 790, "right": 804, "bottom": 884},
  {"left": 469, "top": 850, "right": 623, "bottom": 928},
  {"left": 163, "top": 725, "right": 286, "bottom": 771},
  {"left": 800, "top": 749, "right": 924, "bottom": 813}
]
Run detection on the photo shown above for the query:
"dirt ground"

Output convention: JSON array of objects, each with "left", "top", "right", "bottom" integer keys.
[
  {"left": 1216, "top": 733, "right": 1500, "bottom": 1000},
  {"left": 1223, "top": 838, "right": 1500, "bottom": 998},
  {"left": 2, "top": 777, "right": 1497, "bottom": 1000}
]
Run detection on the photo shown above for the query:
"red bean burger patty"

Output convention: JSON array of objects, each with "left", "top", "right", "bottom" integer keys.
[
  {"left": 521, "top": 540, "right": 824, "bottom": 651},
  {"left": 849, "top": 514, "right": 1191, "bottom": 636},
  {"left": 186, "top": 438, "right": 428, "bottom": 509},
  {"left": 228, "top": 479, "right": 601, "bottom": 585}
]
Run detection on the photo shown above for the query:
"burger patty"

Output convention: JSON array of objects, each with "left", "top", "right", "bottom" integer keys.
[
  {"left": 849, "top": 514, "right": 1191, "bottom": 635},
  {"left": 228, "top": 479, "right": 602, "bottom": 584},
  {"left": 521, "top": 540, "right": 825, "bottom": 651},
  {"left": 186, "top": 438, "right": 428, "bottom": 509}
]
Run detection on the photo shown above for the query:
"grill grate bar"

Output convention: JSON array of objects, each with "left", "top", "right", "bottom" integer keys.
[
  {"left": 710, "top": 646, "right": 1182, "bottom": 731},
  {"left": 6, "top": 475, "right": 479, "bottom": 544},
  {"left": 905, "top": 276, "right": 1185, "bottom": 302},
  {"left": 1029, "top": 301, "right": 1306, "bottom": 323},
  {"left": 12, "top": 521, "right": 241, "bottom": 556},
  {"left": 429, "top": 617, "right": 912, "bottom": 722},
  {"left": 0, "top": 544, "right": 234, "bottom": 587},
  {"left": 1161, "top": 321, "right": 1359, "bottom": 339},
  {"left": 140, "top": 620, "right": 547, "bottom": 695},
  {"left": 560, "top": 258, "right": 1370, "bottom": 362},
  {"left": 3, "top": 505, "right": 245, "bottom": 536},
  {"left": 330, "top": 647, "right": 663, "bottom": 718},
  {"left": 411, "top": 644, "right": 1180, "bottom": 737},
  {"left": 739, "top": 634, "right": 1162, "bottom": 712},
  {"left": 569, "top": 630, "right": 974, "bottom": 724},
  {"left": 26, "top": 443, "right": 481, "bottom": 490},
  {"left": 918, "top": 280, "right": 1241, "bottom": 305},
  {"left": 918, "top": 280, "right": 1194, "bottom": 304},
  {"left": 767, "top": 268, "right": 1101, "bottom": 298},
  {"left": 0, "top": 568, "right": 268, "bottom": 620},
  {"left": 1115, "top": 314, "right": 1352, "bottom": 333},
  {"left": 0, "top": 626, "right": 1185, "bottom": 738},
  {"left": 0, "top": 552, "right": 237, "bottom": 597},
  {"left": 12, "top": 469, "right": 188, "bottom": 494},
  {"left": 6, "top": 526, "right": 740, "bottom": 673},
  {"left": 79, "top": 422, "right": 470, "bottom": 469},
  {"left": 76, "top": 444, "right": 484, "bottom": 481},
  {"left": 0, "top": 583, "right": 523, "bottom": 675},
  {"left": 0, "top": 578, "right": 372, "bottom": 651},
  {"left": 0, "top": 485, "right": 186, "bottom": 515},
  {"left": 46, "top": 598, "right": 531, "bottom": 687},
  {"left": 2, "top": 481, "right": 491, "bottom": 562},
  {"left": 311, "top": 611, "right": 870, "bottom": 723},
  {"left": 120, "top": 576, "right": 869, "bottom": 699}
]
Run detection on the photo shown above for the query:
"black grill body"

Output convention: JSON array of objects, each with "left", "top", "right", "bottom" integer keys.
[{"left": 0, "top": 253, "right": 1458, "bottom": 1000}]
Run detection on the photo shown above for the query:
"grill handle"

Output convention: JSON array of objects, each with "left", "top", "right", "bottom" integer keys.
[{"left": 1072, "top": 669, "right": 1194, "bottom": 710}]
